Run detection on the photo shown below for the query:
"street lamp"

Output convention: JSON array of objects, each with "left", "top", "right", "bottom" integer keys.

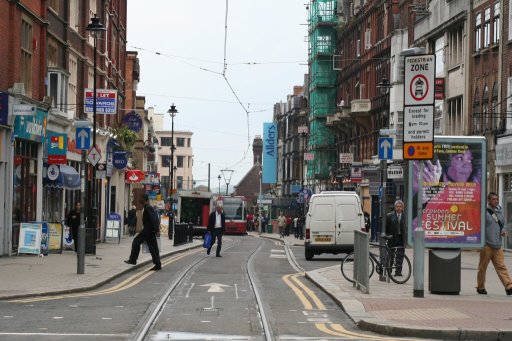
[
  {"left": 167, "top": 104, "right": 178, "bottom": 199},
  {"left": 85, "top": 15, "right": 105, "bottom": 256},
  {"left": 217, "top": 175, "right": 221, "bottom": 196}
]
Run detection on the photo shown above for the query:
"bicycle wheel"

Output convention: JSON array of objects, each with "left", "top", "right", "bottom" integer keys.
[
  {"left": 340, "top": 252, "right": 375, "bottom": 284},
  {"left": 388, "top": 253, "right": 412, "bottom": 284}
]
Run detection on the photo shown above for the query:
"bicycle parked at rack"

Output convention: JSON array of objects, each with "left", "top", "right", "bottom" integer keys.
[{"left": 340, "top": 235, "right": 412, "bottom": 284}]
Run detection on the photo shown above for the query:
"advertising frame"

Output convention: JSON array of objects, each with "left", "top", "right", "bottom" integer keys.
[
  {"left": 407, "top": 136, "right": 486, "bottom": 249},
  {"left": 262, "top": 122, "right": 277, "bottom": 184}
]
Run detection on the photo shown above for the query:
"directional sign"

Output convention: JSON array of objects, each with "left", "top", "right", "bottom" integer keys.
[
  {"left": 404, "top": 55, "right": 436, "bottom": 106},
  {"left": 378, "top": 137, "right": 393, "bottom": 160},
  {"left": 87, "top": 146, "right": 101, "bottom": 166},
  {"left": 76, "top": 127, "right": 91, "bottom": 150}
]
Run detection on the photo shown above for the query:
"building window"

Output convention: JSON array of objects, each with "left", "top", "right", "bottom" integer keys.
[
  {"left": 161, "top": 155, "right": 171, "bottom": 167},
  {"left": 493, "top": 2, "right": 500, "bottom": 44},
  {"left": 21, "top": 18, "right": 33, "bottom": 97},
  {"left": 475, "top": 13, "right": 482, "bottom": 51},
  {"left": 177, "top": 176, "right": 183, "bottom": 190},
  {"left": 176, "top": 156, "right": 184, "bottom": 168},
  {"left": 69, "top": 0, "right": 79, "bottom": 31},
  {"left": 187, "top": 138, "right": 191, "bottom": 147},
  {"left": 484, "top": 8, "right": 491, "bottom": 47},
  {"left": 160, "top": 137, "right": 172, "bottom": 147},
  {"left": 177, "top": 137, "right": 185, "bottom": 147},
  {"left": 68, "top": 54, "right": 78, "bottom": 102},
  {"left": 447, "top": 97, "right": 463, "bottom": 135},
  {"left": 448, "top": 26, "right": 463, "bottom": 67},
  {"left": 49, "top": 0, "right": 59, "bottom": 13},
  {"left": 48, "top": 39, "right": 58, "bottom": 67},
  {"left": 48, "top": 69, "right": 69, "bottom": 113}
]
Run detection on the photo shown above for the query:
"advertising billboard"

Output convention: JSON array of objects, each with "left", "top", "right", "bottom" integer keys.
[
  {"left": 407, "top": 136, "right": 486, "bottom": 248},
  {"left": 262, "top": 122, "right": 277, "bottom": 184},
  {"left": 84, "top": 89, "right": 117, "bottom": 114}
]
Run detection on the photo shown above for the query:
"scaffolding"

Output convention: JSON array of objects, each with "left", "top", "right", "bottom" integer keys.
[{"left": 307, "top": 0, "right": 337, "bottom": 180}]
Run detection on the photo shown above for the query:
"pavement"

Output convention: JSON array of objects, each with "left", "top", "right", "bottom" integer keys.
[{"left": 1, "top": 233, "right": 512, "bottom": 340}]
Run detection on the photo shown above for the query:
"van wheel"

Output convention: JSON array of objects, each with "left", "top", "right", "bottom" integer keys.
[{"left": 305, "top": 249, "right": 314, "bottom": 260}]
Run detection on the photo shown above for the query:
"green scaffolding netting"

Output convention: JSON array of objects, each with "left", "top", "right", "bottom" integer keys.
[{"left": 308, "top": 0, "right": 337, "bottom": 28}]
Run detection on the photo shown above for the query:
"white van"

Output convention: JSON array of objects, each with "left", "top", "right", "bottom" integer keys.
[{"left": 304, "top": 191, "right": 364, "bottom": 260}]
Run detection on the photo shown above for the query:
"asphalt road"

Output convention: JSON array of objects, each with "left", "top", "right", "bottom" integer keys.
[{"left": 0, "top": 236, "right": 429, "bottom": 340}]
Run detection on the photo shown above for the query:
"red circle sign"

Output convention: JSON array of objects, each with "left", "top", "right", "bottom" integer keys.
[{"left": 409, "top": 74, "right": 429, "bottom": 102}]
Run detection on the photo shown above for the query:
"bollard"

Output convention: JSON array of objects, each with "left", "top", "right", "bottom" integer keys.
[{"left": 188, "top": 223, "right": 193, "bottom": 242}]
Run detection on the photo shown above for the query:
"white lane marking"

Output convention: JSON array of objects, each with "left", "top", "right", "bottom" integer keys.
[
  {"left": 186, "top": 283, "right": 195, "bottom": 298},
  {"left": 115, "top": 306, "right": 124, "bottom": 308},
  {"left": 3, "top": 316, "right": 13, "bottom": 318},
  {"left": 200, "top": 282, "right": 231, "bottom": 293},
  {"left": 102, "top": 317, "right": 112, "bottom": 320},
  {"left": 69, "top": 305, "right": 78, "bottom": 308},
  {"left": 270, "top": 254, "right": 286, "bottom": 258},
  {"left": 235, "top": 283, "right": 239, "bottom": 300},
  {"left": 271, "top": 249, "right": 285, "bottom": 253},
  {"left": 52, "top": 317, "right": 63, "bottom": 319},
  {"left": 200, "top": 321, "right": 211, "bottom": 323}
]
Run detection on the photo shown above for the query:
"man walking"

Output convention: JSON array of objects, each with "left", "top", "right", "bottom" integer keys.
[
  {"left": 124, "top": 194, "right": 162, "bottom": 271},
  {"left": 207, "top": 203, "right": 225, "bottom": 257},
  {"left": 476, "top": 192, "right": 512, "bottom": 295},
  {"left": 66, "top": 202, "right": 81, "bottom": 252},
  {"left": 385, "top": 200, "right": 406, "bottom": 276}
]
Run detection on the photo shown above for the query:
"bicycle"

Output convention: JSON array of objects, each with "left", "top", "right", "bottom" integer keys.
[{"left": 340, "top": 236, "right": 412, "bottom": 284}]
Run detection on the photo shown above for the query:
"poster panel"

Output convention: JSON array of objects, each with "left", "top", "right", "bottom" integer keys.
[
  {"left": 62, "top": 224, "right": 74, "bottom": 250},
  {"left": 48, "top": 223, "right": 63, "bottom": 252},
  {"left": 18, "top": 223, "right": 42, "bottom": 255},
  {"left": 407, "top": 136, "right": 486, "bottom": 248}
]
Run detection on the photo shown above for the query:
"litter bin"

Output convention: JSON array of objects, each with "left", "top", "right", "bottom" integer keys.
[
  {"left": 85, "top": 228, "right": 96, "bottom": 255},
  {"left": 267, "top": 223, "right": 272, "bottom": 233},
  {"left": 429, "top": 249, "right": 461, "bottom": 294}
]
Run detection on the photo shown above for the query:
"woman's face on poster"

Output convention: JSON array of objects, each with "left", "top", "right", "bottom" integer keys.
[{"left": 446, "top": 150, "right": 473, "bottom": 182}]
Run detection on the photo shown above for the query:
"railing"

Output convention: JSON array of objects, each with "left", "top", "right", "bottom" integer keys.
[{"left": 353, "top": 229, "right": 370, "bottom": 293}]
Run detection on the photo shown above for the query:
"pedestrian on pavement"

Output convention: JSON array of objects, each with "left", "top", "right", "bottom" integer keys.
[
  {"left": 476, "top": 192, "right": 512, "bottom": 295},
  {"left": 66, "top": 202, "right": 81, "bottom": 252},
  {"left": 293, "top": 215, "right": 299, "bottom": 238},
  {"left": 261, "top": 212, "right": 268, "bottom": 234},
  {"left": 124, "top": 194, "right": 162, "bottom": 271},
  {"left": 285, "top": 214, "right": 292, "bottom": 236},
  {"left": 363, "top": 210, "right": 371, "bottom": 233},
  {"left": 127, "top": 205, "right": 137, "bottom": 237},
  {"left": 385, "top": 200, "right": 406, "bottom": 276},
  {"left": 207, "top": 203, "right": 225, "bottom": 257},
  {"left": 247, "top": 211, "right": 254, "bottom": 232},
  {"left": 277, "top": 212, "right": 286, "bottom": 238}
]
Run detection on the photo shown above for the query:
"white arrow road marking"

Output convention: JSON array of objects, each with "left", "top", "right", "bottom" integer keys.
[{"left": 200, "top": 282, "right": 231, "bottom": 292}]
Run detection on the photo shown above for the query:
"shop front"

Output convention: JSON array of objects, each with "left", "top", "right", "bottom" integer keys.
[
  {"left": 496, "top": 138, "right": 512, "bottom": 249},
  {"left": 0, "top": 93, "right": 13, "bottom": 256}
]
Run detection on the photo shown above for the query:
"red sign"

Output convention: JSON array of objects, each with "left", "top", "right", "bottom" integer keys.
[
  {"left": 434, "top": 78, "right": 445, "bottom": 100},
  {"left": 125, "top": 170, "right": 145, "bottom": 183},
  {"left": 48, "top": 155, "right": 67, "bottom": 164}
]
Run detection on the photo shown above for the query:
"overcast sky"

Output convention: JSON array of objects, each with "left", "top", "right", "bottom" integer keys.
[{"left": 127, "top": 1, "right": 308, "bottom": 192}]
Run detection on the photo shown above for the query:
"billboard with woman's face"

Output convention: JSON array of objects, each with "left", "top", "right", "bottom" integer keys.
[{"left": 407, "top": 136, "right": 486, "bottom": 248}]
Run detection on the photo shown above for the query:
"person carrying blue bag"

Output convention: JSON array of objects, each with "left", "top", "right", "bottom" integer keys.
[
  {"left": 206, "top": 203, "right": 225, "bottom": 257},
  {"left": 203, "top": 231, "right": 212, "bottom": 249}
]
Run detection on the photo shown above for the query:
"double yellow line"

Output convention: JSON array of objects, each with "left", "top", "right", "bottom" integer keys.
[
  {"left": 283, "top": 273, "right": 407, "bottom": 340},
  {"left": 11, "top": 250, "right": 199, "bottom": 304}
]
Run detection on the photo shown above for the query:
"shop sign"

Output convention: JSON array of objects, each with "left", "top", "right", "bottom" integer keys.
[
  {"left": 125, "top": 170, "right": 145, "bottom": 183},
  {"left": 47, "top": 133, "right": 67, "bottom": 164},
  {"left": 262, "top": 122, "right": 277, "bottom": 184},
  {"left": 14, "top": 109, "right": 47, "bottom": 143},
  {"left": 122, "top": 111, "right": 143, "bottom": 132},
  {"left": 387, "top": 165, "right": 403, "bottom": 179}
]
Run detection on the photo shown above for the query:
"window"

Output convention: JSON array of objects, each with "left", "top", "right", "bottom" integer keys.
[
  {"left": 48, "top": 40, "right": 58, "bottom": 68},
  {"left": 68, "top": 54, "right": 78, "bottom": 101},
  {"left": 177, "top": 176, "right": 183, "bottom": 190},
  {"left": 49, "top": 0, "right": 59, "bottom": 13},
  {"left": 176, "top": 137, "right": 185, "bottom": 147},
  {"left": 484, "top": 8, "right": 491, "bottom": 48},
  {"left": 187, "top": 138, "right": 191, "bottom": 147},
  {"left": 447, "top": 97, "right": 463, "bottom": 135},
  {"left": 69, "top": 0, "right": 79, "bottom": 31},
  {"left": 48, "top": 69, "right": 69, "bottom": 113},
  {"left": 448, "top": 26, "right": 463, "bottom": 67},
  {"left": 475, "top": 13, "right": 482, "bottom": 51},
  {"left": 161, "top": 155, "right": 171, "bottom": 167},
  {"left": 21, "top": 18, "right": 33, "bottom": 96},
  {"left": 160, "top": 137, "right": 172, "bottom": 147},
  {"left": 493, "top": 2, "right": 500, "bottom": 44},
  {"left": 176, "top": 156, "right": 184, "bottom": 168}
]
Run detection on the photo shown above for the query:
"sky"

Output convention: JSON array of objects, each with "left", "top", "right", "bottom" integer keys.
[{"left": 127, "top": 1, "right": 308, "bottom": 192}]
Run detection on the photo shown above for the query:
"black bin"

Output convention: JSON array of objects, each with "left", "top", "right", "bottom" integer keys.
[
  {"left": 85, "top": 228, "right": 96, "bottom": 255},
  {"left": 429, "top": 249, "right": 461, "bottom": 295}
]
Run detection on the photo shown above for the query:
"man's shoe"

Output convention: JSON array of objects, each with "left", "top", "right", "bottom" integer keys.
[
  {"left": 124, "top": 260, "right": 136, "bottom": 265},
  {"left": 506, "top": 287, "right": 512, "bottom": 296},
  {"left": 216, "top": 255, "right": 222, "bottom": 257},
  {"left": 149, "top": 265, "right": 162, "bottom": 271},
  {"left": 207, "top": 249, "right": 211, "bottom": 255},
  {"left": 476, "top": 288, "right": 487, "bottom": 295}
]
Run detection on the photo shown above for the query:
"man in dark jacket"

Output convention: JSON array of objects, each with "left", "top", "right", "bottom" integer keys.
[
  {"left": 127, "top": 205, "right": 137, "bottom": 236},
  {"left": 207, "top": 204, "right": 225, "bottom": 257},
  {"left": 124, "top": 194, "right": 161, "bottom": 271},
  {"left": 385, "top": 200, "right": 406, "bottom": 276},
  {"left": 66, "top": 202, "right": 81, "bottom": 252}
]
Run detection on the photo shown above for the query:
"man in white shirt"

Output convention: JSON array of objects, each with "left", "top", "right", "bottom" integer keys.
[{"left": 207, "top": 204, "right": 225, "bottom": 257}]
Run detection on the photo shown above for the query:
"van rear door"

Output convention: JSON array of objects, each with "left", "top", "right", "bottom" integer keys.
[
  {"left": 309, "top": 196, "right": 335, "bottom": 245},
  {"left": 334, "top": 195, "right": 362, "bottom": 247}
]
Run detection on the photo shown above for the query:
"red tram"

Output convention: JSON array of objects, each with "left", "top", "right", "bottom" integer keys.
[{"left": 216, "top": 196, "right": 248, "bottom": 234}]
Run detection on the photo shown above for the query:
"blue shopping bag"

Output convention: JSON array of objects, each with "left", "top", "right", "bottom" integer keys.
[{"left": 203, "top": 231, "right": 212, "bottom": 249}]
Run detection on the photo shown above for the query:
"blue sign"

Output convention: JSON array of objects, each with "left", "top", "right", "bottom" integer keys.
[
  {"left": 14, "top": 109, "right": 47, "bottom": 143},
  {"left": 76, "top": 127, "right": 91, "bottom": 150},
  {"left": 113, "top": 152, "right": 128, "bottom": 170},
  {"left": 378, "top": 137, "right": 393, "bottom": 160},
  {"left": 107, "top": 212, "right": 121, "bottom": 221},
  {"left": 262, "top": 122, "right": 277, "bottom": 184},
  {"left": 122, "top": 111, "right": 143, "bottom": 132},
  {"left": 47, "top": 133, "right": 67, "bottom": 156},
  {"left": 0, "top": 92, "right": 8, "bottom": 126},
  {"left": 84, "top": 89, "right": 117, "bottom": 114}
]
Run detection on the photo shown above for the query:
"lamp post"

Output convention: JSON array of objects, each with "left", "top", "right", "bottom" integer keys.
[
  {"left": 217, "top": 175, "right": 221, "bottom": 196},
  {"left": 258, "top": 170, "right": 263, "bottom": 234},
  {"left": 85, "top": 15, "right": 105, "bottom": 258},
  {"left": 377, "top": 77, "right": 392, "bottom": 282},
  {"left": 167, "top": 104, "right": 178, "bottom": 239}
]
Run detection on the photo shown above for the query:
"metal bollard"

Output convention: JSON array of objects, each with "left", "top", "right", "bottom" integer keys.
[{"left": 188, "top": 223, "right": 193, "bottom": 242}]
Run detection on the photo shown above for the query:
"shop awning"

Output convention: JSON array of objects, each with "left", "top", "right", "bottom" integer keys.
[{"left": 44, "top": 164, "right": 81, "bottom": 190}]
